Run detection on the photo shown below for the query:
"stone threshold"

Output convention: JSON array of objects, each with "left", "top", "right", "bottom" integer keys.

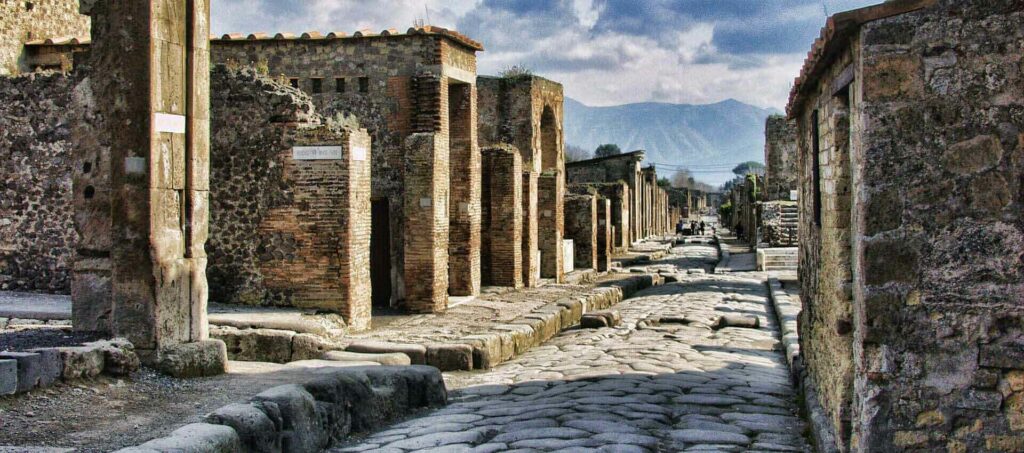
[{"left": 1, "top": 338, "right": 138, "bottom": 396}]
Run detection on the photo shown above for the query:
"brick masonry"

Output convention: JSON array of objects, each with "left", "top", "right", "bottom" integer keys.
[
  {"left": 481, "top": 145, "right": 523, "bottom": 288},
  {"left": 207, "top": 67, "right": 372, "bottom": 330},
  {"left": 764, "top": 115, "right": 799, "bottom": 202},
  {"left": 564, "top": 194, "right": 597, "bottom": 271},
  {"left": 538, "top": 172, "right": 564, "bottom": 282},
  {"left": 790, "top": 1, "right": 1024, "bottom": 451}
]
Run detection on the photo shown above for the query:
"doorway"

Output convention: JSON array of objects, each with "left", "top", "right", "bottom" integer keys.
[{"left": 370, "top": 199, "right": 392, "bottom": 309}]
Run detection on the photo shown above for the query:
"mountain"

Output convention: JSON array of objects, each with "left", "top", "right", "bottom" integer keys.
[{"left": 563, "top": 97, "right": 781, "bottom": 186}]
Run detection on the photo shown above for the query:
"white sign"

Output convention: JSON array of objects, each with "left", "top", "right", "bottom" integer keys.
[
  {"left": 790, "top": 190, "right": 799, "bottom": 201},
  {"left": 154, "top": 113, "right": 186, "bottom": 134},
  {"left": 293, "top": 146, "right": 343, "bottom": 160},
  {"left": 352, "top": 146, "right": 368, "bottom": 161}
]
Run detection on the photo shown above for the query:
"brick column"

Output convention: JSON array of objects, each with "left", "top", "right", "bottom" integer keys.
[
  {"left": 447, "top": 82, "right": 480, "bottom": 297},
  {"left": 340, "top": 130, "right": 373, "bottom": 330},
  {"left": 565, "top": 195, "right": 597, "bottom": 271},
  {"left": 538, "top": 172, "right": 564, "bottom": 282},
  {"left": 403, "top": 133, "right": 449, "bottom": 313},
  {"left": 73, "top": 0, "right": 225, "bottom": 376},
  {"left": 521, "top": 171, "right": 539, "bottom": 287},
  {"left": 597, "top": 198, "right": 611, "bottom": 271},
  {"left": 481, "top": 146, "right": 522, "bottom": 288}
]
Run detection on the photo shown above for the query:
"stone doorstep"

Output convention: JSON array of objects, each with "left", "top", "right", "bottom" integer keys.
[
  {"left": 0, "top": 339, "right": 140, "bottom": 395},
  {"left": 112, "top": 364, "right": 447, "bottom": 453}
]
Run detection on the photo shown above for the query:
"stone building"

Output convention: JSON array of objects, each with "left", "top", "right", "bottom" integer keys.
[
  {"left": 480, "top": 145, "right": 523, "bottom": 288},
  {"left": 209, "top": 28, "right": 484, "bottom": 313},
  {"left": 762, "top": 115, "right": 800, "bottom": 247},
  {"left": 477, "top": 74, "right": 566, "bottom": 284},
  {"left": 0, "top": 0, "right": 89, "bottom": 75},
  {"left": 207, "top": 67, "right": 373, "bottom": 330},
  {"left": 570, "top": 182, "right": 630, "bottom": 253},
  {"left": 789, "top": 0, "right": 1024, "bottom": 451}
]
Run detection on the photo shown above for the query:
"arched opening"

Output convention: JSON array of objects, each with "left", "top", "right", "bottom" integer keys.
[{"left": 540, "top": 106, "right": 559, "bottom": 172}]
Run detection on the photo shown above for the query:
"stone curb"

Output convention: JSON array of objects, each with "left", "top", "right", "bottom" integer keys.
[
  {"left": 0, "top": 338, "right": 139, "bottom": 396},
  {"left": 764, "top": 277, "right": 839, "bottom": 453},
  {"left": 112, "top": 365, "right": 447, "bottom": 453},
  {"left": 211, "top": 273, "right": 663, "bottom": 372}
]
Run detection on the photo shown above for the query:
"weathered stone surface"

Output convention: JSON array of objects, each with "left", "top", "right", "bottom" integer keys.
[
  {"left": 155, "top": 340, "right": 228, "bottom": 379},
  {"left": 252, "top": 384, "right": 328, "bottom": 453},
  {"left": 205, "top": 403, "right": 281, "bottom": 453},
  {"left": 322, "top": 351, "right": 411, "bottom": 366},
  {"left": 425, "top": 343, "right": 474, "bottom": 371},
  {"left": 117, "top": 423, "right": 241, "bottom": 453},
  {"left": 346, "top": 341, "right": 427, "bottom": 365},
  {"left": 0, "top": 359, "right": 17, "bottom": 395}
]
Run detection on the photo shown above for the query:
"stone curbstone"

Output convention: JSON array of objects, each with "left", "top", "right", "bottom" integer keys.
[
  {"left": 463, "top": 334, "right": 502, "bottom": 370},
  {"left": 251, "top": 384, "right": 329, "bottom": 452},
  {"left": 0, "top": 359, "right": 17, "bottom": 395},
  {"left": 115, "top": 423, "right": 242, "bottom": 453},
  {"left": 424, "top": 343, "right": 474, "bottom": 371},
  {"left": 321, "top": 350, "right": 410, "bottom": 366},
  {"left": 205, "top": 403, "right": 281, "bottom": 453},
  {"left": 291, "top": 333, "right": 339, "bottom": 362},
  {"left": 345, "top": 340, "right": 427, "bottom": 365},
  {"left": 155, "top": 340, "right": 229, "bottom": 379}
]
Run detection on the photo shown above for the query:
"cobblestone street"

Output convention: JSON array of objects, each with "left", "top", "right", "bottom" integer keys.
[{"left": 334, "top": 242, "right": 810, "bottom": 452}]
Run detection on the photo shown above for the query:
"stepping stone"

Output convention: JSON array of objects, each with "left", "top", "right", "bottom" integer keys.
[
  {"left": 322, "top": 350, "right": 411, "bottom": 366},
  {"left": 346, "top": 340, "right": 426, "bottom": 364},
  {"left": 669, "top": 429, "right": 750, "bottom": 445},
  {"left": 712, "top": 315, "right": 760, "bottom": 330}
]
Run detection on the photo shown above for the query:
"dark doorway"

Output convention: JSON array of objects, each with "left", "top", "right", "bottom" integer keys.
[{"left": 370, "top": 199, "right": 392, "bottom": 309}]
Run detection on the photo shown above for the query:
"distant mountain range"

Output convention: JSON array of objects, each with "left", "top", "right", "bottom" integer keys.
[{"left": 563, "top": 97, "right": 781, "bottom": 186}]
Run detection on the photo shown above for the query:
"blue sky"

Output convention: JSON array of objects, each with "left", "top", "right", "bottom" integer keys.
[{"left": 210, "top": 0, "right": 882, "bottom": 109}]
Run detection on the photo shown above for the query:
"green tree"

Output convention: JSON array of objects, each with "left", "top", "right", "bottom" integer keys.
[
  {"left": 732, "top": 161, "right": 765, "bottom": 177},
  {"left": 595, "top": 144, "right": 622, "bottom": 158}
]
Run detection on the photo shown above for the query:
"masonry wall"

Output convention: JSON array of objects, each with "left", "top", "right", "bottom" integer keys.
[
  {"left": 212, "top": 34, "right": 480, "bottom": 309},
  {"left": 0, "top": 72, "right": 79, "bottom": 293},
  {"left": 570, "top": 183, "right": 629, "bottom": 252},
  {"left": 850, "top": 2, "right": 1024, "bottom": 451},
  {"left": 0, "top": 0, "right": 89, "bottom": 75},
  {"left": 207, "top": 67, "right": 372, "bottom": 329},
  {"left": 796, "top": 43, "right": 857, "bottom": 450},
  {"left": 596, "top": 198, "right": 611, "bottom": 271},
  {"left": 481, "top": 145, "right": 522, "bottom": 288},
  {"left": 564, "top": 194, "right": 597, "bottom": 271},
  {"left": 566, "top": 152, "right": 643, "bottom": 243},
  {"left": 538, "top": 173, "right": 564, "bottom": 281},
  {"left": 765, "top": 115, "right": 799, "bottom": 202}
]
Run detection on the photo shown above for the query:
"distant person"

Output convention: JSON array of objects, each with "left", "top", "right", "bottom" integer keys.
[
  {"left": 699, "top": 221, "right": 706, "bottom": 236},
  {"left": 690, "top": 221, "right": 698, "bottom": 236}
]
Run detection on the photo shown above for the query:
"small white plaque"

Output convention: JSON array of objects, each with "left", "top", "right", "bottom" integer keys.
[
  {"left": 352, "top": 146, "right": 368, "bottom": 161},
  {"left": 790, "top": 190, "right": 799, "bottom": 201},
  {"left": 125, "top": 157, "right": 146, "bottom": 174},
  {"left": 420, "top": 197, "right": 432, "bottom": 208},
  {"left": 154, "top": 113, "right": 186, "bottom": 134},
  {"left": 293, "top": 146, "right": 343, "bottom": 160}
]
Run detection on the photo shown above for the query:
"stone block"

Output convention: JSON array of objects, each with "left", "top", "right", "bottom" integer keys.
[
  {"left": 493, "top": 324, "right": 535, "bottom": 355},
  {"left": 425, "top": 343, "right": 474, "bottom": 371},
  {"left": 713, "top": 314, "right": 761, "bottom": 330},
  {"left": 55, "top": 345, "right": 104, "bottom": 380},
  {"left": 155, "top": 340, "right": 228, "bottom": 378},
  {"left": 231, "top": 328, "right": 295, "bottom": 364},
  {"left": 980, "top": 341, "right": 1024, "bottom": 369},
  {"left": 91, "top": 339, "right": 140, "bottom": 376},
  {"left": 205, "top": 403, "right": 281, "bottom": 453},
  {"left": 463, "top": 334, "right": 502, "bottom": 369},
  {"left": 581, "top": 310, "right": 621, "bottom": 329},
  {"left": 555, "top": 299, "right": 584, "bottom": 326},
  {"left": 252, "top": 384, "right": 328, "bottom": 453},
  {"left": 119, "top": 423, "right": 242, "bottom": 453},
  {"left": 0, "top": 352, "right": 43, "bottom": 393},
  {"left": 0, "top": 359, "right": 16, "bottom": 395},
  {"left": 291, "top": 333, "right": 338, "bottom": 362},
  {"left": 322, "top": 351, "right": 411, "bottom": 366},
  {"left": 345, "top": 340, "right": 426, "bottom": 365}
]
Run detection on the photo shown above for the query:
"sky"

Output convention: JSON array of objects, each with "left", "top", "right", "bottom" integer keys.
[{"left": 210, "top": 0, "right": 882, "bottom": 110}]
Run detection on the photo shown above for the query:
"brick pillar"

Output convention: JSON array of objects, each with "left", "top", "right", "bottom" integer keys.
[
  {"left": 339, "top": 130, "right": 373, "bottom": 330},
  {"left": 403, "top": 133, "right": 449, "bottom": 313},
  {"left": 597, "top": 198, "right": 611, "bottom": 271},
  {"left": 446, "top": 82, "right": 480, "bottom": 297},
  {"left": 565, "top": 195, "right": 597, "bottom": 271},
  {"left": 481, "top": 146, "right": 522, "bottom": 288},
  {"left": 521, "top": 171, "right": 539, "bottom": 287},
  {"left": 538, "top": 172, "right": 564, "bottom": 282},
  {"left": 72, "top": 0, "right": 225, "bottom": 377},
  {"left": 620, "top": 184, "right": 630, "bottom": 251}
]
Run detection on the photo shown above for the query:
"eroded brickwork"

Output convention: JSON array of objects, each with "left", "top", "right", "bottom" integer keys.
[
  {"left": 790, "top": 1, "right": 1024, "bottom": 451},
  {"left": 538, "top": 172, "right": 564, "bottom": 282},
  {"left": 207, "top": 67, "right": 372, "bottom": 329},
  {"left": 0, "top": 0, "right": 89, "bottom": 75},
  {"left": 481, "top": 145, "right": 523, "bottom": 288},
  {"left": 564, "top": 194, "right": 597, "bottom": 271},
  {"left": 597, "top": 198, "right": 611, "bottom": 271},
  {"left": 0, "top": 72, "right": 79, "bottom": 292},
  {"left": 567, "top": 151, "right": 644, "bottom": 243},
  {"left": 570, "top": 183, "right": 629, "bottom": 252},
  {"left": 403, "top": 133, "right": 449, "bottom": 312},
  {"left": 765, "top": 115, "right": 799, "bottom": 202}
]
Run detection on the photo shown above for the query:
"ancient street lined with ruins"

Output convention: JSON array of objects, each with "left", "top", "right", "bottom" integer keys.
[{"left": 1, "top": 1, "right": 1022, "bottom": 452}]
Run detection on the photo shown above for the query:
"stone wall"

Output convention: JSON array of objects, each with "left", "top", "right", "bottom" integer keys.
[
  {"left": 564, "top": 194, "right": 597, "bottom": 271},
  {"left": 0, "top": 72, "right": 79, "bottom": 293},
  {"left": 212, "top": 32, "right": 481, "bottom": 310},
  {"left": 538, "top": 173, "right": 564, "bottom": 282},
  {"left": 0, "top": 0, "right": 89, "bottom": 75},
  {"left": 570, "top": 183, "right": 629, "bottom": 252},
  {"left": 566, "top": 151, "right": 644, "bottom": 243},
  {"left": 791, "top": 1, "right": 1024, "bottom": 451},
  {"left": 761, "top": 201, "right": 798, "bottom": 247},
  {"left": 207, "top": 67, "right": 372, "bottom": 329},
  {"left": 481, "top": 145, "right": 522, "bottom": 288},
  {"left": 596, "top": 198, "right": 611, "bottom": 271},
  {"left": 764, "top": 115, "right": 799, "bottom": 202}
]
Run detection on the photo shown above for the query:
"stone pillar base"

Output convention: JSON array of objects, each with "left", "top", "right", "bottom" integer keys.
[{"left": 145, "top": 340, "right": 228, "bottom": 378}]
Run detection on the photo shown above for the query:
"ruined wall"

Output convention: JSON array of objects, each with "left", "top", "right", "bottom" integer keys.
[
  {"left": 596, "top": 198, "right": 611, "bottom": 271},
  {"left": 566, "top": 151, "right": 643, "bottom": 242},
  {"left": 570, "top": 183, "right": 629, "bottom": 252},
  {"left": 212, "top": 33, "right": 480, "bottom": 309},
  {"left": 564, "top": 194, "right": 597, "bottom": 271},
  {"left": 761, "top": 201, "right": 799, "bottom": 247},
  {"left": 0, "top": 72, "right": 79, "bottom": 293},
  {"left": 0, "top": 0, "right": 89, "bottom": 75},
  {"left": 481, "top": 145, "right": 522, "bottom": 288},
  {"left": 538, "top": 172, "right": 564, "bottom": 281},
  {"left": 765, "top": 115, "right": 799, "bottom": 202},
  {"left": 207, "top": 67, "right": 372, "bottom": 329},
  {"left": 796, "top": 43, "right": 857, "bottom": 450},
  {"left": 477, "top": 75, "right": 564, "bottom": 174},
  {"left": 521, "top": 171, "right": 539, "bottom": 286},
  {"left": 849, "top": 2, "right": 1024, "bottom": 451}
]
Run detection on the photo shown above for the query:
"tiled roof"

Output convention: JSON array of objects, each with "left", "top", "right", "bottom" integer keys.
[
  {"left": 214, "top": 25, "right": 483, "bottom": 51},
  {"left": 786, "top": 0, "right": 936, "bottom": 117},
  {"left": 24, "top": 25, "right": 484, "bottom": 52}
]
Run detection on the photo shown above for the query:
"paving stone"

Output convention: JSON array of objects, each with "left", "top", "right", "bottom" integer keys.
[
  {"left": 386, "top": 431, "right": 486, "bottom": 450},
  {"left": 670, "top": 429, "right": 751, "bottom": 445},
  {"left": 345, "top": 341, "right": 427, "bottom": 365}
]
